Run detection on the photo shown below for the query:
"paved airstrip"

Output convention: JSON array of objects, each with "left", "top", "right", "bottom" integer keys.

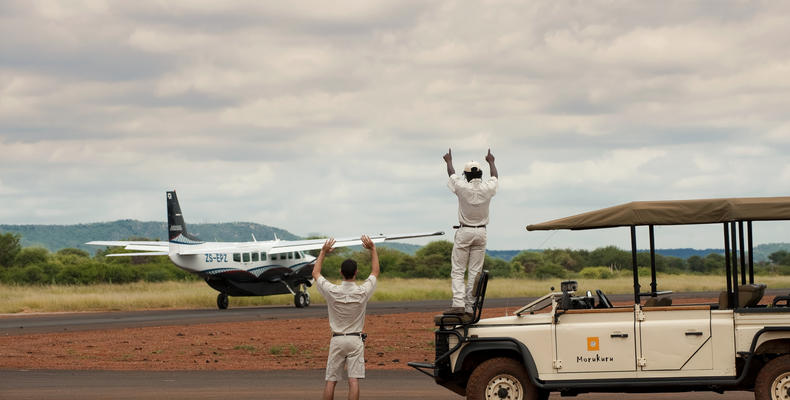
[
  {"left": 0, "top": 369, "right": 754, "bottom": 400},
  {"left": 0, "top": 293, "right": 770, "bottom": 399}
]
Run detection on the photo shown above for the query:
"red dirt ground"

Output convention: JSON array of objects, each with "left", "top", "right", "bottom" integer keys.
[
  {"left": 0, "top": 309, "right": 508, "bottom": 371},
  {"left": 0, "top": 297, "right": 762, "bottom": 371}
]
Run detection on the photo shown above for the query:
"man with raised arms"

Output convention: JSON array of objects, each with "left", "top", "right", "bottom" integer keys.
[
  {"left": 442, "top": 148, "right": 498, "bottom": 320},
  {"left": 312, "top": 235, "right": 379, "bottom": 400}
]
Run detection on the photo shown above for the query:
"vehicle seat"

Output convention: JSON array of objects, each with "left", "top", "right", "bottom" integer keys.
[
  {"left": 718, "top": 283, "right": 767, "bottom": 308},
  {"left": 739, "top": 283, "right": 766, "bottom": 307},
  {"left": 644, "top": 296, "right": 672, "bottom": 307},
  {"left": 434, "top": 270, "right": 489, "bottom": 326}
]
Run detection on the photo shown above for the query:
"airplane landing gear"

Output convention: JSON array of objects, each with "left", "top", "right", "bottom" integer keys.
[
  {"left": 294, "top": 286, "right": 310, "bottom": 308},
  {"left": 217, "top": 293, "right": 229, "bottom": 310}
]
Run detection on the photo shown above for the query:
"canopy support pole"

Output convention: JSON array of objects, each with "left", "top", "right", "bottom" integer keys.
[
  {"left": 739, "top": 221, "right": 747, "bottom": 285},
  {"left": 748, "top": 221, "right": 754, "bottom": 284},
  {"left": 649, "top": 225, "right": 657, "bottom": 294},
  {"left": 631, "top": 226, "right": 640, "bottom": 304},
  {"left": 731, "top": 222, "right": 739, "bottom": 308},
  {"left": 724, "top": 223, "right": 733, "bottom": 309}
]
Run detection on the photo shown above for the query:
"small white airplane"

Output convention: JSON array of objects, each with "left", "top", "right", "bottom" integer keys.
[{"left": 88, "top": 190, "right": 444, "bottom": 309}]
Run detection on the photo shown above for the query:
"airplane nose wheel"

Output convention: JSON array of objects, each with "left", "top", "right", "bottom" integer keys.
[
  {"left": 294, "top": 286, "right": 310, "bottom": 308},
  {"left": 217, "top": 293, "right": 229, "bottom": 310}
]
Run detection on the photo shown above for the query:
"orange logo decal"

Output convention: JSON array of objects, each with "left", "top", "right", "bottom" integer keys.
[{"left": 587, "top": 337, "right": 599, "bottom": 351}]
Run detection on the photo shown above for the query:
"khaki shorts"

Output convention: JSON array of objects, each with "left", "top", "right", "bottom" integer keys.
[{"left": 325, "top": 336, "right": 365, "bottom": 381}]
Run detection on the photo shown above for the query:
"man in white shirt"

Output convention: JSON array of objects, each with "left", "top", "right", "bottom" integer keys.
[
  {"left": 312, "top": 235, "right": 379, "bottom": 400},
  {"left": 442, "top": 148, "right": 498, "bottom": 319}
]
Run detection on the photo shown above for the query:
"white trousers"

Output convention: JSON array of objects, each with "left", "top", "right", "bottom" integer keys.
[{"left": 451, "top": 227, "right": 487, "bottom": 312}]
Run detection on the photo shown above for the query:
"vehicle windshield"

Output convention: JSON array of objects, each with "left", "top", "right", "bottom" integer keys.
[{"left": 515, "top": 292, "right": 557, "bottom": 315}]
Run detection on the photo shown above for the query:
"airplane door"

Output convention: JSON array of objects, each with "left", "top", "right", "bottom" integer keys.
[
  {"left": 554, "top": 308, "right": 637, "bottom": 373},
  {"left": 639, "top": 306, "right": 712, "bottom": 371}
]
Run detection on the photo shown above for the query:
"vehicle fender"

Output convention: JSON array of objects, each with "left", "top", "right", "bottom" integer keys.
[{"left": 453, "top": 337, "right": 544, "bottom": 387}]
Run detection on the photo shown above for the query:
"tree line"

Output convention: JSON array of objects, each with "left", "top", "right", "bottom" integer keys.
[{"left": 2, "top": 232, "right": 790, "bottom": 286}]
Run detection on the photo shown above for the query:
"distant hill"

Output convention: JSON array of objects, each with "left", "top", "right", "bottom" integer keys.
[
  {"left": 377, "top": 242, "right": 422, "bottom": 255},
  {"left": 648, "top": 248, "right": 723, "bottom": 259},
  {"left": 0, "top": 220, "right": 300, "bottom": 254},
  {"left": 486, "top": 250, "right": 526, "bottom": 261}
]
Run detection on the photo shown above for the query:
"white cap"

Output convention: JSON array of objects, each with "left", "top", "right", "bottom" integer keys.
[{"left": 464, "top": 161, "right": 481, "bottom": 173}]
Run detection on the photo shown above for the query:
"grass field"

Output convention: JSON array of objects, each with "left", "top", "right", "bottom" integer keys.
[{"left": 2, "top": 275, "right": 790, "bottom": 314}]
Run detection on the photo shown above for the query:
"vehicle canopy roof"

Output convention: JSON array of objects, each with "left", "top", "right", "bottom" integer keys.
[
  {"left": 525, "top": 196, "right": 790, "bottom": 309},
  {"left": 526, "top": 196, "right": 790, "bottom": 231}
]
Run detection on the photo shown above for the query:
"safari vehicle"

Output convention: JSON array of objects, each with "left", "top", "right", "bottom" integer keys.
[{"left": 409, "top": 197, "right": 790, "bottom": 400}]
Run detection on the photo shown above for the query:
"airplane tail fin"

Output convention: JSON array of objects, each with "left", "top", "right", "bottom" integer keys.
[{"left": 167, "top": 190, "right": 203, "bottom": 244}]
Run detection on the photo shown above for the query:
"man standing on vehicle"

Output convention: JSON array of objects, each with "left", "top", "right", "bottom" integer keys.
[
  {"left": 312, "top": 235, "right": 379, "bottom": 400},
  {"left": 442, "top": 148, "right": 498, "bottom": 320}
]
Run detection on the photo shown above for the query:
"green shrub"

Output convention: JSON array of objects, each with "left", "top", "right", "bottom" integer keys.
[
  {"left": 102, "top": 264, "right": 138, "bottom": 284},
  {"left": 14, "top": 247, "right": 50, "bottom": 267},
  {"left": 534, "top": 263, "right": 567, "bottom": 280},
  {"left": 55, "top": 265, "right": 84, "bottom": 285},
  {"left": 144, "top": 269, "right": 170, "bottom": 282}
]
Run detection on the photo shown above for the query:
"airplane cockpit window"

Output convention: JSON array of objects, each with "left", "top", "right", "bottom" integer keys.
[
  {"left": 251, "top": 252, "right": 259, "bottom": 262},
  {"left": 243, "top": 253, "right": 250, "bottom": 262},
  {"left": 295, "top": 252, "right": 301, "bottom": 259},
  {"left": 261, "top": 252, "right": 267, "bottom": 261},
  {"left": 233, "top": 253, "right": 241, "bottom": 262},
  {"left": 288, "top": 252, "right": 294, "bottom": 259}
]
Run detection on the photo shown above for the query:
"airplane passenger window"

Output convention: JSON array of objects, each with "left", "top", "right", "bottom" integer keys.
[
  {"left": 295, "top": 252, "right": 301, "bottom": 259},
  {"left": 243, "top": 253, "right": 250, "bottom": 262},
  {"left": 251, "top": 252, "right": 259, "bottom": 262},
  {"left": 288, "top": 252, "right": 293, "bottom": 259},
  {"left": 261, "top": 252, "right": 267, "bottom": 260},
  {"left": 233, "top": 253, "right": 241, "bottom": 262}
]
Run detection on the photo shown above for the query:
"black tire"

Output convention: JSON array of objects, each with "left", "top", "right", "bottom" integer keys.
[
  {"left": 755, "top": 354, "right": 790, "bottom": 400},
  {"left": 217, "top": 293, "right": 229, "bottom": 310},
  {"left": 303, "top": 291, "right": 310, "bottom": 307},
  {"left": 294, "top": 292, "right": 307, "bottom": 308},
  {"left": 466, "top": 357, "right": 538, "bottom": 400}
]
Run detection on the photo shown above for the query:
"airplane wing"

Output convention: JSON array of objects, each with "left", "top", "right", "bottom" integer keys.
[
  {"left": 266, "top": 231, "right": 445, "bottom": 254},
  {"left": 86, "top": 241, "right": 169, "bottom": 254},
  {"left": 89, "top": 231, "right": 445, "bottom": 256},
  {"left": 105, "top": 251, "right": 169, "bottom": 257}
]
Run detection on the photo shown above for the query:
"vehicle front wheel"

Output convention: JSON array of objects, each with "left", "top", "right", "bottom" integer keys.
[
  {"left": 756, "top": 355, "right": 790, "bottom": 400},
  {"left": 466, "top": 357, "right": 538, "bottom": 400}
]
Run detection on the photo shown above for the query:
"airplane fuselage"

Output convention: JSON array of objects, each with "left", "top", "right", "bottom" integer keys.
[{"left": 168, "top": 241, "right": 316, "bottom": 280}]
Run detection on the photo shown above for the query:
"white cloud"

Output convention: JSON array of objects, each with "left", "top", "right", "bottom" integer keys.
[
  {"left": 2, "top": 1, "right": 790, "bottom": 250},
  {"left": 511, "top": 148, "right": 666, "bottom": 190}
]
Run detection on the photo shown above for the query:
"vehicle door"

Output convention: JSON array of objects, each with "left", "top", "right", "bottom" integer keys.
[
  {"left": 638, "top": 305, "right": 712, "bottom": 371},
  {"left": 554, "top": 307, "right": 637, "bottom": 373}
]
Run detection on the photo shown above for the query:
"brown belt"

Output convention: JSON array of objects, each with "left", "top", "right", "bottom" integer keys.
[{"left": 453, "top": 223, "right": 486, "bottom": 229}]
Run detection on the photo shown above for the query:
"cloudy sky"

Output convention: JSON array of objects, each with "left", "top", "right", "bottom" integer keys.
[{"left": 1, "top": 1, "right": 789, "bottom": 251}]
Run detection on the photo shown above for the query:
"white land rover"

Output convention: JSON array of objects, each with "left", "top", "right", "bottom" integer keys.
[{"left": 410, "top": 196, "right": 790, "bottom": 400}]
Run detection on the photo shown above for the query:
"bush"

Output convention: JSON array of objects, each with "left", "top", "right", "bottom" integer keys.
[
  {"left": 55, "top": 265, "right": 86, "bottom": 285},
  {"left": 102, "top": 264, "right": 138, "bottom": 284},
  {"left": 14, "top": 247, "right": 50, "bottom": 267},
  {"left": 580, "top": 266, "right": 615, "bottom": 279},
  {"left": 485, "top": 256, "right": 516, "bottom": 278},
  {"left": 534, "top": 263, "right": 567, "bottom": 280},
  {"left": 144, "top": 269, "right": 170, "bottom": 282}
]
